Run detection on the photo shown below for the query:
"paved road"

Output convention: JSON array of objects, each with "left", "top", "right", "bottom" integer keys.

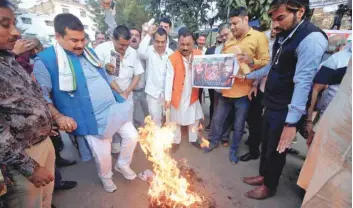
[{"left": 53, "top": 99, "right": 307, "bottom": 208}]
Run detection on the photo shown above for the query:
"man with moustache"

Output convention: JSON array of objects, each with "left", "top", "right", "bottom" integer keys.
[
  {"left": 0, "top": 1, "right": 55, "bottom": 206},
  {"left": 129, "top": 27, "right": 150, "bottom": 127},
  {"left": 138, "top": 25, "right": 173, "bottom": 126},
  {"left": 34, "top": 14, "right": 139, "bottom": 193},
  {"left": 95, "top": 25, "right": 144, "bottom": 154},
  {"left": 243, "top": 0, "right": 328, "bottom": 199},
  {"left": 165, "top": 28, "right": 203, "bottom": 148},
  {"left": 196, "top": 33, "right": 207, "bottom": 55}
]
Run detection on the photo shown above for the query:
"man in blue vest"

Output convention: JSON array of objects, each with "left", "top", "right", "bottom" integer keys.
[
  {"left": 242, "top": 0, "right": 328, "bottom": 199},
  {"left": 33, "top": 13, "right": 139, "bottom": 193}
]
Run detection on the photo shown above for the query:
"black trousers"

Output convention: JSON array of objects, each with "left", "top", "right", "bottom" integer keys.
[
  {"left": 199, "top": 89, "right": 216, "bottom": 122},
  {"left": 246, "top": 90, "right": 264, "bottom": 155},
  {"left": 208, "top": 89, "right": 215, "bottom": 121},
  {"left": 259, "top": 108, "right": 288, "bottom": 190}
]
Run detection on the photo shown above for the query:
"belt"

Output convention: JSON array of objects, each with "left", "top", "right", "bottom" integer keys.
[{"left": 133, "top": 88, "right": 145, "bottom": 92}]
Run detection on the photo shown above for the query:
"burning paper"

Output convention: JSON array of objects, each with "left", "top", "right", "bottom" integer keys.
[{"left": 139, "top": 116, "right": 202, "bottom": 207}]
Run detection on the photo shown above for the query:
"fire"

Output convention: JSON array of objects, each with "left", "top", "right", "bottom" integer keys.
[
  {"left": 139, "top": 116, "right": 202, "bottom": 207},
  {"left": 199, "top": 137, "right": 210, "bottom": 149}
]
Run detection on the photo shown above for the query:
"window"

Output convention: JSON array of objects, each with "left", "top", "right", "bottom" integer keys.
[
  {"left": 62, "top": 8, "right": 69, "bottom": 13},
  {"left": 21, "top": 17, "right": 32, "bottom": 24},
  {"left": 84, "top": 25, "right": 88, "bottom": 30},
  {"left": 45, "top": 20, "right": 54, "bottom": 26},
  {"left": 80, "top": 9, "right": 86, "bottom": 17}
]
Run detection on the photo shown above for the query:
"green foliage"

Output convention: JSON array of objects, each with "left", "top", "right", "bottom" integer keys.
[
  {"left": 86, "top": 0, "right": 108, "bottom": 33},
  {"left": 165, "top": 0, "right": 216, "bottom": 32},
  {"left": 114, "top": 0, "right": 152, "bottom": 28},
  {"left": 217, "top": 0, "right": 272, "bottom": 30}
]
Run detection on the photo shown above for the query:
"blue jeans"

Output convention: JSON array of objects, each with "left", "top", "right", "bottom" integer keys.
[{"left": 209, "top": 95, "right": 250, "bottom": 153}]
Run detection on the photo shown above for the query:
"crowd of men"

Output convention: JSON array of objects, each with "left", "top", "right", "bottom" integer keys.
[{"left": 0, "top": 0, "right": 351, "bottom": 207}]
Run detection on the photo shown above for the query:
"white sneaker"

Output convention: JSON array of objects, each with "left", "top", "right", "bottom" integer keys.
[
  {"left": 101, "top": 178, "right": 117, "bottom": 193},
  {"left": 114, "top": 165, "right": 137, "bottom": 180},
  {"left": 111, "top": 143, "right": 121, "bottom": 154}
]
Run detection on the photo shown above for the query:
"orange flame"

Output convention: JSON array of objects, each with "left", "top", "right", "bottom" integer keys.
[
  {"left": 139, "top": 116, "right": 201, "bottom": 206},
  {"left": 199, "top": 137, "right": 210, "bottom": 149}
]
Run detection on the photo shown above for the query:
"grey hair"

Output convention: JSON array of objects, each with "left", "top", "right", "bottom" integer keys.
[{"left": 217, "top": 23, "right": 229, "bottom": 33}]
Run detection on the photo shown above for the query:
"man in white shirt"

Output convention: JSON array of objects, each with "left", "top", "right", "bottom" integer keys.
[
  {"left": 138, "top": 25, "right": 174, "bottom": 126},
  {"left": 129, "top": 27, "right": 149, "bottom": 127},
  {"left": 165, "top": 28, "right": 204, "bottom": 149},
  {"left": 95, "top": 25, "right": 144, "bottom": 153}
]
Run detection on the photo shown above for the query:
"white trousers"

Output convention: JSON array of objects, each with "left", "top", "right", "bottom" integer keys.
[
  {"left": 173, "top": 120, "right": 199, "bottom": 144},
  {"left": 146, "top": 94, "right": 164, "bottom": 126},
  {"left": 112, "top": 95, "right": 134, "bottom": 146},
  {"left": 85, "top": 121, "right": 138, "bottom": 180}
]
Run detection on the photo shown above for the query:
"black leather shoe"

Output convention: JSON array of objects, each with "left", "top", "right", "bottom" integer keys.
[
  {"left": 190, "top": 142, "right": 201, "bottom": 149},
  {"left": 239, "top": 152, "right": 260, "bottom": 162},
  {"left": 56, "top": 157, "right": 77, "bottom": 167},
  {"left": 55, "top": 181, "right": 78, "bottom": 190}
]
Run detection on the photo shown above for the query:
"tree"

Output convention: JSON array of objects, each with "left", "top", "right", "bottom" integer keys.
[
  {"left": 165, "top": 0, "right": 216, "bottom": 32},
  {"left": 216, "top": 0, "right": 272, "bottom": 30},
  {"left": 114, "top": 0, "right": 152, "bottom": 28},
  {"left": 86, "top": 0, "right": 108, "bottom": 33},
  {"left": 11, "top": 0, "right": 22, "bottom": 12}
]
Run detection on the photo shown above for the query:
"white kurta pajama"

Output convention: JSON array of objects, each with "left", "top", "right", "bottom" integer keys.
[{"left": 166, "top": 56, "right": 204, "bottom": 144}]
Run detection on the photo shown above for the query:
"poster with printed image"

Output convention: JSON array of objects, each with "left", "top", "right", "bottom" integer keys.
[{"left": 192, "top": 54, "right": 239, "bottom": 89}]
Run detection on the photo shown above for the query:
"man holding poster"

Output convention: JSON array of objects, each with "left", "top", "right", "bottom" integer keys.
[{"left": 203, "top": 7, "right": 270, "bottom": 164}]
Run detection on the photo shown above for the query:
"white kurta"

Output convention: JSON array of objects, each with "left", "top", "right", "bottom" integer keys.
[{"left": 170, "top": 56, "right": 204, "bottom": 126}]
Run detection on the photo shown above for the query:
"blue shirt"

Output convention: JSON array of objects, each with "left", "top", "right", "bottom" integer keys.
[
  {"left": 246, "top": 32, "right": 328, "bottom": 123},
  {"left": 316, "top": 48, "right": 351, "bottom": 115}
]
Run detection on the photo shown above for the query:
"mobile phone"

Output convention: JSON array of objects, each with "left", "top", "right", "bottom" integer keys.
[{"left": 110, "top": 1, "right": 115, "bottom": 10}]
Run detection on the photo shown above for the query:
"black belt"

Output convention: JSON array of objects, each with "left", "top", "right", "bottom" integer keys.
[{"left": 133, "top": 88, "right": 145, "bottom": 92}]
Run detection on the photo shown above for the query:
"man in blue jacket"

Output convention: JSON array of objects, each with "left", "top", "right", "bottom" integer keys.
[{"left": 34, "top": 13, "right": 139, "bottom": 193}]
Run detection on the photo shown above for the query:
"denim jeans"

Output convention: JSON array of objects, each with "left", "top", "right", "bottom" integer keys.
[{"left": 209, "top": 95, "right": 250, "bottom": 153}]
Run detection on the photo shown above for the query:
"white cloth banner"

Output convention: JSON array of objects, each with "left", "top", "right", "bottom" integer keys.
[{"left": 310, "top": 0, "right": 348, "bottom": 8}]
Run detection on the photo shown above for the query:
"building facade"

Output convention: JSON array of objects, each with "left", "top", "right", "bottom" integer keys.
[{"left": 17, "top": 0, "right": 96, "bottom": 45}]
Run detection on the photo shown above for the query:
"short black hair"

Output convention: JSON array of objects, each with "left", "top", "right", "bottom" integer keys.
[
  {"left": 153, "top": 28, "right": 167, "bottom": 40},
  {"left": 229, "top": 7, "right": 248, "bottom": 18},
  {"left": 178, "top": 27, "right": 193, "bottom": 40},
  {"left": 160, "top": 17, "right": 172, "bottom": 27},
  {"left": 198, "top": 33, "right": 207, "bottom": 39},
  {"left": 95, "top": 31, "right": 104, "bottom": 37},
  {"left": 268, "top": 0, "right": 309, "bottom": 17},
  {"left": 54, "top": 13, "right": 84, "bottom": 36},
  {"left": 0, "top": 0, "right": 13, "bottom": 9},
  {"left": 113, "top": 25, "right": 131, "bottom": 40},
  {"left": 130, "top": 27, "right": 141, "bottom": 37}
]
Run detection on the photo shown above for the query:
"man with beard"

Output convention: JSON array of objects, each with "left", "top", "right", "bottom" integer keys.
[
  {"left": 138, "top": 25, "right": 173, "bottom": 126},
  {"left": 243, "top": 0, "right": 328, "bottom": 199},
  {"left": 0, "top": 1, "right": 55, "bottom": 206},
  {"left": 165, "top": 28, "right": 203, "bottom": 148},
  {"left": 34, "top": 14, "right": 139, "bottom": 193}
]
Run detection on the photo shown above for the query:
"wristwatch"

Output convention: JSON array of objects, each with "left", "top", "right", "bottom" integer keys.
[{"left": 284, "top": 122, "right": 297, "bottom": 128}]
